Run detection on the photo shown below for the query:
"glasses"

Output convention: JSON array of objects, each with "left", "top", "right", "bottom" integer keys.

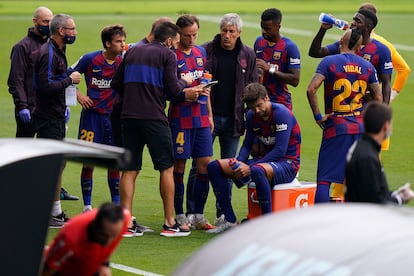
[{"left": 63, "top": 27, "right": 76, "bottom": 30}]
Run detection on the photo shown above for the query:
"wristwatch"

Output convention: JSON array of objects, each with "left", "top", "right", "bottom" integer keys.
[{"left": 269, "top": 64, "right": 276, "bottom": 75}]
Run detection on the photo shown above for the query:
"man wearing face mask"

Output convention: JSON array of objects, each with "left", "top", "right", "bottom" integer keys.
[
  {"left": 41, "top": 202, "right": 131, "bottom": 276},
  {"left": 8, "top": 7, "right": 78, "bottom": 202},
  {"left": 345, "top": 102, "right": 414, "bottom": 205},
  {"left": 8, "top": 6, "right": 53, "bottom": 137},
  {"left": 33, "top": 13, "right": 81, "bottom": 227}
]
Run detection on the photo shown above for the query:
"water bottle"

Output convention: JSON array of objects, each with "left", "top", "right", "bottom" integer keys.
[
  {"left": 229, "top": 158, "right": 252, "bottom": 188},
  {"left": 197, "top": 71, "right": 212, "bottom": 104},
  {"left": 319, "top": 12, "right": 349, "bottom": 30}
]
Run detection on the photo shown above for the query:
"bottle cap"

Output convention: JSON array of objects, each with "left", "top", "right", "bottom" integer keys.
[{"left": 203, "top": 71, "right": 212, "bottom": 79}]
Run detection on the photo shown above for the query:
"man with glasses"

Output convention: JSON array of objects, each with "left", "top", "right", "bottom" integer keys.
[{"left": 33, "top": 13, "right": 81, "bottom": 227}]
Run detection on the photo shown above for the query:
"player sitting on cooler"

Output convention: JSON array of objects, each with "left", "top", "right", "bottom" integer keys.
[{"left": 207, "top": 82, "right": 301, "bottom": 233}]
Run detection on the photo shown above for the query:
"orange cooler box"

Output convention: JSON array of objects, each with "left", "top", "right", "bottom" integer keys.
[{"left": 247, "top": 179, "right": 316, "bottom": 219}]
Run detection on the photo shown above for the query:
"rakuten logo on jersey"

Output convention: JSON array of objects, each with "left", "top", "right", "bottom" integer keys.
[
  {"left": 290, "top": 57, "right": 300, "bottom": 65},
  {"left": 91, "top": 77, "right": 111, "bottom": 89},
  {"left": 276, "top": 123, "right": 288, "bottom": 131},
  {"left": 384, "top": 62, "right": 393, "bottom": 70},
  {"left": 180, "top": 70, "right": 204, "bottom": 80}
]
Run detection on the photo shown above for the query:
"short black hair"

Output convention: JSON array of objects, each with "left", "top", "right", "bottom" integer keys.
[
  {"left": 261, "top": 8, "right": 282, "bottom": 22},
  {"left": 363, "top": 102, "right": 392, "bottom": 134},
  {"left": 95, "top": 202, "right": 124, "bottom": 225},
  {"left": 153, "top": 21, "right": 180, "bottom": 43},
  {"left": 358, "top": 8, "right": 378, "bottom": 29},
  {"left": 87, "top": 202, "right": 124, "bottom": 245}
]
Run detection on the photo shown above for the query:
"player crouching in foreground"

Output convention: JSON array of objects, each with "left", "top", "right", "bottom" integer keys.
[
  {"left": 41, "top": 202, "right": 130, "bottom": 276},
  {"left": 207, "top": 83, "right": 301, "bottom": 233}
]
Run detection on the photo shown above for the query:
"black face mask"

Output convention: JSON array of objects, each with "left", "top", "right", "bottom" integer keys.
[
  {"left": 37, "top": 24, "right": 50, "bottom": 36},
  {"left": 63, "top": 35, "right": 76, "bottom": 44}
]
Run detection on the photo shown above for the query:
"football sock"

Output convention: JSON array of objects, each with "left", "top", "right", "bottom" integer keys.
[
  {"left": 81, "top": 167, "right": 93, "bottom": 206},
  {"left": 251, "top": 165, "right": 272, "bottom": 214},
  {"left": 108, "top": 169, "right": 120, "bottom": 204},
  {"left": 207, "top": 161, "right": 237, "bottom": 223},
  {"left": 174, "top": 172, "right": 185, "bottom": 215},
  {"left": 185, "top": 161, "right": 197, "bottom": 214},
  {"left": 51, "top": 200, "right": 62, "bottom": 216},
  {"left": 315, "top": 181, "right": 331, "bottom": 203},
  {"left": 193, "top": 173, "right": 209, "bottom": 214}
]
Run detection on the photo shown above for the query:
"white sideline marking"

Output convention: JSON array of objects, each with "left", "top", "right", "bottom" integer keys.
[
  {"left": 111, "top": 262, "right": 164, "bottom": 276},
  {"left": 198, "top": 15, "right": 414, "bottom": 52}
]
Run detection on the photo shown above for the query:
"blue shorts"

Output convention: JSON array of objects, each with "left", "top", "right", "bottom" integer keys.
[
  {"left": 78, "top": 109, "right": 113, "bottom": 145},
  {"left": 236, "top": 159, "right": 297, "bottom": 188},
  {"left": 171, "top": 127, "right": 213, "bottom": 159},
  {"left": 317, "top": 134, "right": 361, "bottom": 184}
]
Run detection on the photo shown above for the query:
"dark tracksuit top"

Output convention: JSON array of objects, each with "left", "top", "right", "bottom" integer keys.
[
  {"left": 33, "top": 38, "right": 73, "bottom": 121},
  {"left": 345, "top": 134, "right": 398, "bottom": 204},
  {"left": 8, "top": 27, "right": 48, "bottom": 115}
]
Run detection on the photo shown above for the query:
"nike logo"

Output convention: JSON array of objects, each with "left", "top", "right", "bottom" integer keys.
[
  {"left": 178, "top": 63, "right": 185, "bottom": 69},
  {"left": 255, "top": 50, "right": 263, "bottom": 54},
  {"left": 92, "top": 69, "right": 101, "bottom": 73},
  {"left": 253, "top": 128, "right": 260, "bottom": 131}
]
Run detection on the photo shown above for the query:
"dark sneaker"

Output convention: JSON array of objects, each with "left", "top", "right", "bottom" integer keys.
[
  {"left": 60, "top": 187, "right": 79, "bottom": 200},
  {"left": 160, "top": 222, "right": 191, "bottom": 237},
  {"left": 49, "top": 212, "right": 70, "bottom": 228},
  {"left": 135, "top": 222, "right": 154, "bottom": 233},
  {"left": 122, "top": 220, "right": 144, "bottom": 237}
]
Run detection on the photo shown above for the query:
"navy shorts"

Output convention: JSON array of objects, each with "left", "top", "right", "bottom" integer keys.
[
  {"left": 171, "top": 127, "right": 213, "bottom": 159},
  {"left": 243, "top": 159, "right": 297, "bottom": 188},
  {"left": 78, "top": 109, "right": 113, "bottom": 145},
  {"left": 122, "top": 119, "right": 174, "bottom": 171},
  {"left": 317, "top": 134, "right": 361, "bottom": 184}
]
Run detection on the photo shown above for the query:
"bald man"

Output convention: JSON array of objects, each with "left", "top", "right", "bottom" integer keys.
[
  {"left": 8, "top": 6, "right": 53, "bottom": 138},
  {"left": 306, "top": 29, "right": 382, "bottom": 203}
]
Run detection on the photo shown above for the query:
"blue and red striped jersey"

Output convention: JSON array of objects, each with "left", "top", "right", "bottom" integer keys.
[
  {"left": 315, "top": 53, "right": 379, "bottom": 139},
  {"left": 238, "top": 103, "right": 301, "bottom": 171},
  {"left": 327, "top": 39, "right": 392, "bottom": 76},
  {"left": 168, "top": 45, "right": 210, "bottom": 129},
  {"left": 254, "top": 36, "right": 301, "bottom": 110},
  {"left": 69, "top": 50, "right": 122, "bottom": 114}
]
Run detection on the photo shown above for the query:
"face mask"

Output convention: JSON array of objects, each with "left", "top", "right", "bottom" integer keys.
[
  {"left": 64, "top": 35, "right": 76, "bottom": 44},
  {"left": 37, "top": 24, "right": 50, "bottom": 36}
]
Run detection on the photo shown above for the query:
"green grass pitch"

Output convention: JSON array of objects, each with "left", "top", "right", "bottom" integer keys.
[{"left": 0, "top": 1, "right": 413, "bottom": 275}]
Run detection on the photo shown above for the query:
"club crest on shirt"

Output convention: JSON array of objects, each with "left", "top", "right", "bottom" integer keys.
[
  {"left": 362, "top": 54, "right": 372, "bottom": 62},
  {"left": 196, "top": 57, "right": 204, "bottom": 67},
  {"left": 272, "top": 51, "right": 281, "bottom": 60},
  {"left": 177, "top": 146, "right": 184, "bottom": 154}
]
